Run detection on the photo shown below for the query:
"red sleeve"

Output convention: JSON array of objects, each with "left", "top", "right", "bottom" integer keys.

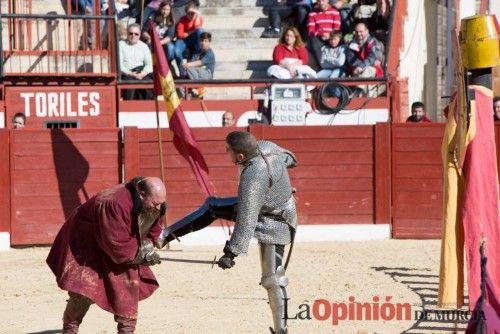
[
  {"left": 194, "top": 15, "right": 203, "bottom": 29},
  {"left": 94, "top": 201, "right": 139, "bottom": 264},
  {"left": 176, "top": 17, "right": 187, "bottom": 39},
  {"left": 272, "top": 44, "right": 284, "bottom": 65},
  {"left": 297, "top": 46, "right": 308, "bottom": 64},
  {"left": 333, "top": 9, "right": 341, "bottom": 30},
  {"left": 307, "top": 12, "right": 316, "bottom": 36}
]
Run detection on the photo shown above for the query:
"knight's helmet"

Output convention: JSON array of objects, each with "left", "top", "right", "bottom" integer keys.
[{"left": 459, "top": 14, "right": 500, "bottom": 87}]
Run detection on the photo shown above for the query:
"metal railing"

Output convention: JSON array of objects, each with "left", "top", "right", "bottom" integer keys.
[{"left": 0, "top": 13, "right": 118, "bottom": 77}]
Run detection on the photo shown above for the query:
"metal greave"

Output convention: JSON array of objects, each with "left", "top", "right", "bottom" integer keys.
[{"left": 259, "top": 243, "right": 288, "bottom": 333}]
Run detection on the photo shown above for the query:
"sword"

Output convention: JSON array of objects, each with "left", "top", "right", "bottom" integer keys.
[{"left": 161, "top": 255, "right": 219, "bottom": 269}]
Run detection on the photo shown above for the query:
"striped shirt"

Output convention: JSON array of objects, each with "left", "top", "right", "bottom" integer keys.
[{"left": 307, "top": 6, "right": 341, "bottom": 37}]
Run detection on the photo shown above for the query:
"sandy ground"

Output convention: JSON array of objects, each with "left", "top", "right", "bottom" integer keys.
[{"left": 0, "top": 240, "right": 470, "bottom": 334}]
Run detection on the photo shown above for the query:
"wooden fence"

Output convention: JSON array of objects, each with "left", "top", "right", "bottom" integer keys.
[{"left": 1, "top": 123, "right": 499, "bottom": 245}]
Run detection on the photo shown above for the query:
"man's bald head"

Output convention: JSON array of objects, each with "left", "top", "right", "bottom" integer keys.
[{"left": 138, "top": 177, "right": 167, "bottom": 215}]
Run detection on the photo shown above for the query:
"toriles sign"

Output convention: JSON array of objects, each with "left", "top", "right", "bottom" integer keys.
[
  {"left": 19, "top": 92, "right": 101, "bottom": 117},
  {"left": 4, "top": 86, "right": 116, "bottom": 128}
]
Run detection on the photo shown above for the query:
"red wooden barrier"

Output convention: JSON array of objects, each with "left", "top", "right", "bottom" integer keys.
[
  {"left": 123, "top": 125, "right": 392, "bottom": 227},
  {"left": 391, "top": 123, "right": 446, "bottom": 238},
  {"left": 250, "top": 125, "right": 383, "bottom": 226},
  {"left": 9, "top": 128, "right": 121, "bottom": 245},
  {"left": 0, "top": 130, "right": 10, "bottom": 235}
]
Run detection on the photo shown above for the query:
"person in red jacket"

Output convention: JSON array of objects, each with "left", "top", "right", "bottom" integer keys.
[
  {"left": 46, "top": 176, "right": 167, "bottom": 333},
  {"left": 406, "top": 101, "right": 432, "bottom": 123},
  {"left": 174, "top": 2, "right": 204, "bottom": 77},
  {"left": 267, "top": 26, "right": 317, "bottom": 79}
]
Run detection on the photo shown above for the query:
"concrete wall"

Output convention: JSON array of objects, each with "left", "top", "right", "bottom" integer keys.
[{"left": 400, "top": 1, "right": 430, "bottom": 119}]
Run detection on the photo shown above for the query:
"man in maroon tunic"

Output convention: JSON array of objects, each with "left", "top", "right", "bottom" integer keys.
[{"left": 47, "top": 176, "right": 167, "bottom": 333}]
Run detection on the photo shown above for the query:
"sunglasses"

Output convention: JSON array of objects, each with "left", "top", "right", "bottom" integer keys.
[{"left": 128, "top": 32, "right": 140, "bottom": 36}]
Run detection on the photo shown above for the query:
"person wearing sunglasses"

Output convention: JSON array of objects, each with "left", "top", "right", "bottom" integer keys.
[
  {"left": 119, "top": 23, "right": 154, "bottom": 100},
  {"left": 47, "top": 176, "right": 167, "bottom": 333}
]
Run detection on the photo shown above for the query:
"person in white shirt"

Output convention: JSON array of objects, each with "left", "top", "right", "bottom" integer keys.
[{"left": 119, "top": 23, "right": 153, "bottom": 100}]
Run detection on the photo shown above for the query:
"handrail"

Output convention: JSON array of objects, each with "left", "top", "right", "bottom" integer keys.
[
  {"left": 0, "top": 12, "right": 119, "bottom": 77},
  {"left": 0, "top": 13, "right": 116, "bottom": 20},
  {"left": 117, "top": 76, "right": 389, "bottom": 85}
]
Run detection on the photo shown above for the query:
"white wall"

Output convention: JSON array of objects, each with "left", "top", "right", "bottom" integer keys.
[
  {"left": 400, "top": 0, "right": 428, "bottom": 115},
  {"left": 489, "top": 1, "right": 499, "bottom": 19}
]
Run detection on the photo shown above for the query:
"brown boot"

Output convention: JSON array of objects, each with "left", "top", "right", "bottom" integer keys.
[
  {"left": 62, "top": 292, "right": 93, "bottom": 334},
  {"left": 115, "top": 315, "right": 137, "bottom": 334}
]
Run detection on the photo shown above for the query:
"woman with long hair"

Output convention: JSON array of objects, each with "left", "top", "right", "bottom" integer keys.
[
  {"left": 267, "top": 26, "right": 317, "bottom": 79},
  {"left": 142, "top": 1, "right": 176, "bottom": 62}
]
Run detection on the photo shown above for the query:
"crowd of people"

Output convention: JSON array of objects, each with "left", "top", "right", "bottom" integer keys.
[
  {"left": 264, "top": 0, "right": 390, "bottom": 97},
  {"left": 110, "top": 0, "right": 214, "bottom": 100},
  {"left": 97, "top": 0, "right": 391, "bottom": 100}
]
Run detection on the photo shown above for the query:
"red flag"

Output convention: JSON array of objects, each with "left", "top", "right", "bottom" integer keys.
[
  {"left": 149, "top": 20, "right": 213, "bottom": 195},
  {"left": 461, "top": 86, "right": 500, "bottom": 310}
]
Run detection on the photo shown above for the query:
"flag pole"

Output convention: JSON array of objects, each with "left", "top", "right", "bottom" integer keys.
[
  {"left": 154, "top": 97, "right": 166, "bottom": 183},
  {"left": 155, "top": 96, "right": 169, "bottom": 249}
]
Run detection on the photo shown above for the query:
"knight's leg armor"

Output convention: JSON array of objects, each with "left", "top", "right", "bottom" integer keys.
[{"left": 260, "top": 243, "right": 288, "bottom": 334}]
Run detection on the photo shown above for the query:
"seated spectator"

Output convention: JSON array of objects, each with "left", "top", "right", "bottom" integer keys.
[
  {"left": 172, "top": 0, "right": 200, "bottom": 23},
  {"left": 222, "top": 111, "right": 236, "bottom": 127},
  {"left": 174, "top": 2, "right": 204, "bottom": 78},
  {"left": 317, "top": 30, "right": 347, "bottom": 79},
  {"left": 182, "top": 32, "right": 215, "bottom": 99},
  {"left": 306, "top": 0, "right": 341, "bottom": 70},
  {"left": 141, "top": 0, "right": 164, "bottom": 28},
  {"left": 115, "top": 0, "right": 135, "bottom": 40},
  {"left": 12, "top": 112, "right": 26, "bottom": 129},
  {"left": 119, "top": 23, "right": 154, "bottom": 100},
  {"left": 351, "top": 0, "right": 377, "bottom": 20},
  {"left": 494, "top": 96, "right": 500, "bottom": 121},
  {"left": 142, "top": 1, "right": 176, "bottom": 64},
  {"left": 261, "top": 0, "right": 312, "bottom": 40},
  {"left": 72, "top": 0, "right": 106, "bottom": 14},
  {"left": 368, "top": 0, "right": 391, "bottom": 45},
  {"left": 346, "top": 21, "right": 384, "bottom": 97},
  {"left": 267, "top": 27, "right": 317, "bottom": 79},
  {"left": 331, "top": 0, "right": 356, "bottom": 35},
  {"left": 72, "top": 0, "right": 107, "bottom": 48},
  {"left": 406, "top": 102, "right": 431, "bottom": 123}
]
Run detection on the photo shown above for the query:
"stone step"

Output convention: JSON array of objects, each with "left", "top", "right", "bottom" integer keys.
[
  {"left": 206, "top": 28, "right": 268, "bottom": 39},
  {"left": 32, "top": 0, "right": 66, "bottom": 14},
  {"left": 214, "top": 47, "right": 273, "bottom": 62},
  {"left": 2, "top": 54, "right": 110, "bottom": 74},
  {"left": 201, "top": 7, "right": 267, "bottom": 16},
  {"left": 203, "top": 16, "right": 268, "bottom": 30},
  {"left": 213, "top": 69, "right": 267, "bottom": 79},
  {"left": 200, "top": 0, "right": 275, "bottom": 8},
  {"left": 215, "top": 60, "right": 272, "bottom": 72},
  {"left": 210, "top": 37, "right": 276, "bottom": 49}
]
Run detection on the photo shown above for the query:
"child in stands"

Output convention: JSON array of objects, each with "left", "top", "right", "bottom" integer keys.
[
  {"left": 182, "top": 32, "right": 215, "bottom": 99},
  {"left": 317, "top": 30, "right": 347, "bottom": 79}
]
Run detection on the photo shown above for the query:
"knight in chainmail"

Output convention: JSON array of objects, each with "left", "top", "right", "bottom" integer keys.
[{"left": 217, "top": 131, "right": 297, "bottom": 334}]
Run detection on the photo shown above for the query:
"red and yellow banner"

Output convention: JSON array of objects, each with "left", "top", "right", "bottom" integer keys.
[{"left": 149, "top": 21, "right": 212, "bottom": 196}]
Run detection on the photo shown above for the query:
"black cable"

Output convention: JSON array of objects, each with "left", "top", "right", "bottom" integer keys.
[{"left": 315, "top": 81, "right": 352, "bottom": 115}]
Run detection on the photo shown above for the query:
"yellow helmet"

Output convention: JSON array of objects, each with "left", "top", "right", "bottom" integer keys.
[{"left": 459, "top": 14, "right": 500, "bottom": 70}]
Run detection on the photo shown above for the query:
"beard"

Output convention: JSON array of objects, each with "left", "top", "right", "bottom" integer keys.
[
  {"left": 138, "top": 207, "right": 160, "bottom": 237},
  {"left": 140, "top": 207, "right": 160, "bottom": 223}
]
